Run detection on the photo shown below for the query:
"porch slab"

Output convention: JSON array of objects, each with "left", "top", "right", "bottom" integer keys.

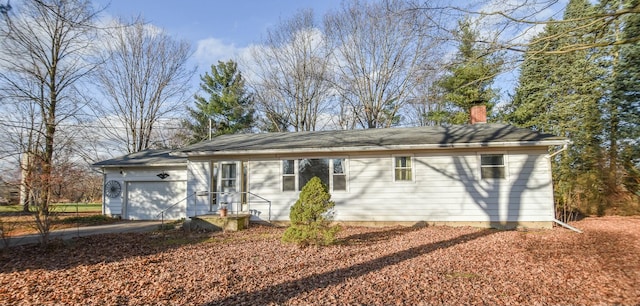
[{"left": 188, "top": 214, "right": 251, "bottom": 232}]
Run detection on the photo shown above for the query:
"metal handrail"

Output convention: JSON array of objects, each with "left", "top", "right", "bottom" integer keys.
[
  {"left": 247, "top": 191, "right": 272, "bottom": 222},
  {"left": 195, "top": 191, "right": 272, "bottom": 221},
  {"left": 156, "top": 191, "right": 197, "bottom": 227}
]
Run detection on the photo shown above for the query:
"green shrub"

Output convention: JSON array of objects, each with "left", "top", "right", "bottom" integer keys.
[{"left": 282, "top": 177, "right": 340, "bottom": 246}]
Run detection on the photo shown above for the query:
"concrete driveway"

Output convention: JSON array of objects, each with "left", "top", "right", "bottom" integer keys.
[{"left": 2, "top": 221, "right": 165, "bottom": 248}]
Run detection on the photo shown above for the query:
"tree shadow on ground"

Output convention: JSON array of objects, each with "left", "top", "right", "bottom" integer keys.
[
  {"left": 205, "top": 228, "right": 496, "bottom": 305},
  {"left": 338, "top": 222, "right": 428, "bottom": 246}
]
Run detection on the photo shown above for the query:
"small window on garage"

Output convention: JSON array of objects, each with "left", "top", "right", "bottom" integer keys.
[{"left": 480, "top": 154, "right": 506, "bottom": 179}]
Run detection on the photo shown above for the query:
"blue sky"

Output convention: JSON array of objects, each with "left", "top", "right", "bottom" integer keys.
[
  {"left": 98, "top": 0, "right": 343, "bottom": 46},
  {"left": 96, "top": 0, "right": 345, "bottom": 81}
]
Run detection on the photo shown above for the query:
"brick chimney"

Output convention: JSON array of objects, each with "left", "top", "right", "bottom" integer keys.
[{"left": 470, "top": 104, "right": 487, "bottom": 124}]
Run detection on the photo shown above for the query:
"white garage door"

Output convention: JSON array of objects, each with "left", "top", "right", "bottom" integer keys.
[{"left": 126, "top": 181, "right": 187, "bottom": 220}]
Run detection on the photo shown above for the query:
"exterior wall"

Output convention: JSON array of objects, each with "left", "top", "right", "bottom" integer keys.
[
  {"left": 102, "top": 166, "right": 187, "bottom": 218},
  {"left": 247, "top": 160, "right": 289, "bottom": 221},
  {"left": 244, "top": 147, "right": 555, "bottom": 228},
  {"left": 186, "top": 159, "right": 211, "bottom": 217}
]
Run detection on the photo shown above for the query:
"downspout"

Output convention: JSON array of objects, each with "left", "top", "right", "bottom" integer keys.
[
  {"left": 545, "top": 141, "right": 582, "bottom": 233},
  {"left": 545, "top": 141, "right": 569, "bottom": 158},
  {"left": 553, "top": 219, "right": 583, "bottom": 233}
]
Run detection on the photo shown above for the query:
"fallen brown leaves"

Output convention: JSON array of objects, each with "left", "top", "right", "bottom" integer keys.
[{"left": 0, "top": 216, "right": 639, "bottom": 305}]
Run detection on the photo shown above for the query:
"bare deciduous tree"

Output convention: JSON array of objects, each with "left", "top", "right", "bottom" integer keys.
[
  {"left": 409, "top": 0, "right": 640, "bottom": 54},
  {"left": 324, "top": 0, "right": 441, "bottom": 129},
  {"left": 0, "top": 0, "right": 100, "bottom": 245},
  {"left": 95, "top": 19, "right": 194, "bottom": 153},
  {"left": 248, "top": 9, "right": 334, "bottom": 132}
]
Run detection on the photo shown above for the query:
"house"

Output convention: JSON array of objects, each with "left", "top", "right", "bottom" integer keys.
[{"left": 94, "top": 122, "right": 568, "bottom": 229}]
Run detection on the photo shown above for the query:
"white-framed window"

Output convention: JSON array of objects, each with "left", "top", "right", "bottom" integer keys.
[
  {"left": 393, "top": 155, "right": 414, "bottom": 182},
  {"left": 332, "top": 158, "right": 347, "bottom": 191},
  {"left": 480, "top": 153, "right": 506, "bottom": 179},
  {"left": 281, "top": 158, "right": 347, "bottom": 192},
  {"left": 220, "top": 162, "right": 237, "bottom": 192},
  {"left": 282, "top": 159, "right": 296, "bottom": 191}
]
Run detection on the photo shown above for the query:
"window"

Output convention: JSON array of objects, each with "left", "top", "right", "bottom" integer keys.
[
  {"left": 210, "top": 163, "right": 218, "bottom": 211},
  {"left": 220, "top": 163, "right": 237, "bottom": 192},
  {"left": 299, "top": 158, "right": 330, "bottom": 190},
  {"left": 281, "top": 158, "right": 347, "bottom": 192},
  {"left": 282, "top": 160, "right": 296, "bottom": 191},
  {"left": 332, "top": 159, "right": 346, "bottom": 191},
  {"left": 394, "top": 156, "right": 413, "bottom": 181},
  {"left": 480, "top": 154, "right": 506, "bottom": 179}
]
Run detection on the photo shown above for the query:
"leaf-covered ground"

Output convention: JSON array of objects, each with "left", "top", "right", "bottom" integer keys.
[{"left": 0, "top": 216, "right": 638, "bottom": 305}]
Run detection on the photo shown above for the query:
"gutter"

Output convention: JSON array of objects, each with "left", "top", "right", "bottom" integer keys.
[
  {"left": 173, "top": 140, "right": 569, "bottom": 157},
  {"left": 91, "top": 163, "right": 188, "bottom": 168}
]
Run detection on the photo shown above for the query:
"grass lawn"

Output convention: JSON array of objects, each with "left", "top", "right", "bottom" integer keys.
[
  {"left": 0, "top": 203, "right": 108, "bottom": 236},
  {"left": 0, "top": 203, "right": 102, "bottom": 213}
]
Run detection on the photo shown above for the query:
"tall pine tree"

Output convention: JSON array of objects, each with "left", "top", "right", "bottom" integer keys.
[
  {"left": 507, "top": 0, "right": 607, "bottom": 217},
  {"left": 606, "top": 0, "right": 640, "bottom": 195},
  {"left": 436, "top": 19, "right": 502, "bottom": 125},
  {"left": 183, "top": 60, "right": 254, "bottom": 144}
]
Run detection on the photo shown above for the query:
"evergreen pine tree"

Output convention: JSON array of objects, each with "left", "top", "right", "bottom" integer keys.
[
  {"left": 436, "top": 19, "right": 503, "bottom": 124},
  {"left": 282, "top": 177, "right": 340, "bottom": 246},
  {"left": 607, "top": 0, "right": 640, "bottom": 195},
  {"left": 506, "top": 0, "right": 608, "bottom": 217},
  {"left": 183, "top": 60, "right": 254, "bottom": 144}
]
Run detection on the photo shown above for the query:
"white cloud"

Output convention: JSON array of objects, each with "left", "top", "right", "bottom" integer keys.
[{"left": 194, "top": 37, "right": 240, "bottom": 68}]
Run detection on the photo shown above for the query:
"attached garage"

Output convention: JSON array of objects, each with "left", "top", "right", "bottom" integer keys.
[
  {"left": 125, "top": 181, "right": 187, "bottom": 220},
  {"left": 93, "top": 150, "right": 189, "bottom": 220}
]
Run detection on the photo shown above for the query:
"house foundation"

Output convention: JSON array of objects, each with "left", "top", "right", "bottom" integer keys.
[{"left": 187, "top": 214, "right": 251, "bottom": 232}]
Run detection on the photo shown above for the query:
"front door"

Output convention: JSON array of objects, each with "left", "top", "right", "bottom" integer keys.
[{"left": 217, "top": 162, "right": 237, "bottom": 212}]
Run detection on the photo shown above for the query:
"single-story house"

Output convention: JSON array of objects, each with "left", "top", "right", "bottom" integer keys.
[{"left": 94, "top": 122, "right": 568, "bottom": 229}]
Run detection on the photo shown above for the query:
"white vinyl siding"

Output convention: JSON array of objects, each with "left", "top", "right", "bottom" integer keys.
[
  {"left": 246, "top": 148, "right": 554, "bottom": 224},
  {"left": 187, "top": 160, "right": 211, "bottom": 216},
  {"left": 249, "top": 160, "right": 292, "bottom": 221}
]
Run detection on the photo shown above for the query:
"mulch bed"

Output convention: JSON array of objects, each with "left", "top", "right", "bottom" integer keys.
[{"left": 0, "top": 216, "right": 638, "bottom": 305}]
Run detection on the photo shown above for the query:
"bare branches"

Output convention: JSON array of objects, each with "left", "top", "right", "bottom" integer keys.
[
  {"left": 94, "top": 19, "right": 195, "bottom": 153},
  {"left": 248, "top": 9, "right": 333, "bottom": 132},
  {"left": 408, "top": 0, "right": 640, "bottom": 55},
  {"left": 0, "top": 0, "right": 10, "bottom": 16},
  {"left": 325, "top": 0, "right": 443, "bottom": 129},
  {"left": 0, "top": 0, "right": 101, "bottom": 245}
]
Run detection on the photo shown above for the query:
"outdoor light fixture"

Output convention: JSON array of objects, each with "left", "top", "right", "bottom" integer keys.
[{"left": 157, "top": 171, "right": 170, "bottom": 179}]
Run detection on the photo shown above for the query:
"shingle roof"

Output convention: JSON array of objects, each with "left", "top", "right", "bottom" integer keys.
[
  {"left": 93, "top": 149, "right": 187, "bottom": 167},
  {"left": 175, "top": 124, "right": 566, "bottom": 156}
]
